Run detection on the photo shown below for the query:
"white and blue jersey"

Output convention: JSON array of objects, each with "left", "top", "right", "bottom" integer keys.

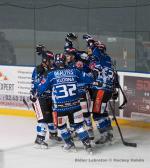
[
  {"left": 91, "top": 47, "right": 114, "bottom": 92},
  {"left": 38, "top": 68, "right": 93, "bottom": 113}
]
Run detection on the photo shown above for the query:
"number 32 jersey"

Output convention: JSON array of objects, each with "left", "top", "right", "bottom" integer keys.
[{"left": 38, "top": 67, "right": 93, "bottom": 113}]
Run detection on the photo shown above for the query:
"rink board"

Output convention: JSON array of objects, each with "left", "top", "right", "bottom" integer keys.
[
  {"left": 0, "top": 65, "right": 150, "bottom": 128},
  {"left": 0, "top": 108, "right": 35, "bottom": 118}
]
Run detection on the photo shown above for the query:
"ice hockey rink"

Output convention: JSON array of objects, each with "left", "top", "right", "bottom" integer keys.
[{"left": 0, "top": 115, "right": 150, "bottom": 168}]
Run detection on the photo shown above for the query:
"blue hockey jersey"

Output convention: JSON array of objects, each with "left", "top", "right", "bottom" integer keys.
[
  {"left": 38, "top": 67, "right": 93, "bottom": 113},
  {"left": 31, "top": 65, "right": 52, "bottom": 97},
  {"left": 91, "top": 47, "right": 114, "bottom": 91},
  {"left": 31, "top": 65, "right": 45, "bottom": 93}
]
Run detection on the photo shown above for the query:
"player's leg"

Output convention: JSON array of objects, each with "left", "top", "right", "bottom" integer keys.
[
  {"left": 92, "top": 89, "right": 113, "bottom": 144},
  {"left": 71, "top": 110, "right": 93, "bottom": 153},
  {"left": 57, "top": 112, "right": 76, "bottom": 151},
  {"left": 68, "top": 112, "right": 78, "bottom": 139},
  {"left": 33, "top": 97, "right": 49, "bottom": 148},
  {"left": 81, "top": 90, "right": 94, "bottom": 140},
  {"left": 45, "top": 98, "right": 62, "bottom": 142}
]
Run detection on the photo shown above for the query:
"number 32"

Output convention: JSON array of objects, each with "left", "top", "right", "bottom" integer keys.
[{"left": 56, "top": 84, "right": 76, "bottom": 98}]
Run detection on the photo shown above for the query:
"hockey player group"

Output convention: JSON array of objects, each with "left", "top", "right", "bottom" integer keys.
[{"left": 30, "top": 33, "right": 118, "bottom": 154}]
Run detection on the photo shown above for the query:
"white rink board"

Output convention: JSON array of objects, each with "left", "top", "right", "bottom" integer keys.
[{"left": 0, "top": 65, "right": 34, "bottom": 110}]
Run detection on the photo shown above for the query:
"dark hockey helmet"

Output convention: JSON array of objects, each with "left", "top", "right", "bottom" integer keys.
[
  {"left": 54, "top": 53, "right": 66, "bottom": 67},
  {"left": 42, "top": 51, "right": 54, "bottom": 62},
  {"left": 87, "top": 39, "right": 96, "bottom": 48},
  {"left": 41, "top": 51, "right": 54, "bottom": 68},
  {"left": 65, "top": 47, "right": 77, "bottom": 56},
  {"left": 46, "top": 51, "right": 54, "bottom": 60},
  {"left": 64, "top": 38, "right": 73, "bottom": 50}
]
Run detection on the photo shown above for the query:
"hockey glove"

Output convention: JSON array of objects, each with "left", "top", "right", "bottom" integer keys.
[
  {"left": 36, "top": 44, "right": 46, "bottom": 55},
  {"left": 83, "top": 34, "right": 92, "bottom": 41},
  {"left": 67, "top": 33, "right": 78, "bottom": 41},
  {"left": 30, "top": 90, "right": 37, "bottom": 102},
  {"left": 93, "top": 81, "right": 103, "bottom": 87}
]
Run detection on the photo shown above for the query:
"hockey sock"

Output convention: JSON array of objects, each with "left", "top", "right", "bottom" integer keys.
[
  {"left": 95, "top": 117, "right": 112, "bottom": 133},
  {"left": 84, "top": 116, "right": 93, "bottom": 129},
  {"left": 48, "top": 123, "right": 57, "bottom": 134},
  {"left": 59, "top": 126, "right": 72, "bottom": 144},
  {"left": 75, "top": 124, "right": 90, "bottom": 142},
  {"left": 36, "top": 123, "right": 47, "bottom": 137}
]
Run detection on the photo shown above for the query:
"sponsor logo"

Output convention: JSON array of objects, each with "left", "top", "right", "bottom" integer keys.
[
  {"left": 54, "top": 69, "right": 74, "bottom": 77},
  {"left": 56, "top": 77, "right": 75, "bottom": 83},
  {"left": 0, "top": 83, "right": 14, "bottom": 91},
  {"left": 0, "top": 71, "right": 8, "bottom": 80}
]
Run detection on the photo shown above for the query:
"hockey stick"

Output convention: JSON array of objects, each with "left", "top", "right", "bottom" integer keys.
[
  {"left": 114, "top": 71, "right": 128, "bottom": 109},
  {"left": 109, "top": 101, "right": 137, "bottom": 147},
  {"left": 118, "top": 83, "right": 128, "bottom": 109},
  {"left": 23, "top": 98, "right": 36, "bottom": 112},
  {"left": 112, "top": 60, "right": 128, "bottom": 109},
  {"left": 23, "top": 98, "right": 30, "bottom": 110}
]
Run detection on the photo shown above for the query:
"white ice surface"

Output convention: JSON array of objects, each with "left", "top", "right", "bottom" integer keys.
[{"left": 0, "top": 116, "right": 150, "bottom": 168}]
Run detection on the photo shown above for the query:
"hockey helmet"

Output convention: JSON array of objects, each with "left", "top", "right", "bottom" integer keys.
[
  {"left": 54, "top": 53, "right": 66, "bottom": 67},
  {"left": 42, "top": 51, "right": 54, "bottom": 63},
  {"left": 80, "top": 52, "right": 89, "bottom": 60},
  {"left": 46, "top": 51, "right": 54, "bottom": 60},
  {"left": 65, "top": 47, "right": 77, "bottom": 56}
]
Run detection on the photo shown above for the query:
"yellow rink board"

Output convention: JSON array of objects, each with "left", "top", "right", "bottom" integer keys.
[
  {"left": 0, "top": 108, "right": 150, "bottom": 129},
  {"left": 0, "top": 108, "right": 35, "bottom": 118}
]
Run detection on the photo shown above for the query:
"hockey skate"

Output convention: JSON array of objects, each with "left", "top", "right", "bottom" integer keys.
[
  {"left": 62, "top": 140, "right": 77, "bottom": 152},
  {"left": 106, "top": 130, "right": 114, "bottom": 145},
  {"left": 48, "top": 132, "right": 62, "bottom": 145},
  {"left": 49, "top": 132, "right": 62, "bottom": 141},
  {"left": 34, "top": 135, "right": 48, "bottom": 149},
  {"left": 95, "top": 130, "right": 114, "bottom": 145},
  {"left": 83, "top": 139, "right": 93, "bottom": 155}
]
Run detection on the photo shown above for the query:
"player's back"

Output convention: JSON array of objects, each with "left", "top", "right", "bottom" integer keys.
[{"left": 50, "top": 67, "right": 81, "bottom": 113}]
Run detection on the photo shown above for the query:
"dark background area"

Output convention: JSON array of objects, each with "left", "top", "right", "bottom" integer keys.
[{"left": 0, "top": 0, "right": 150, "bottom": 72}]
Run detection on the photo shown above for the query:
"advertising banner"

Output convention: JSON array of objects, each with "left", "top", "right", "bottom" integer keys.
[
  {"left": 123, "top": 75, "right": 150, "bottom": 122},
  {"left": 0, "top": 65, "right": 149, "bottom": 122},
  {"left": 0, "top": 65, "right": 34, "bottom": 110}
]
